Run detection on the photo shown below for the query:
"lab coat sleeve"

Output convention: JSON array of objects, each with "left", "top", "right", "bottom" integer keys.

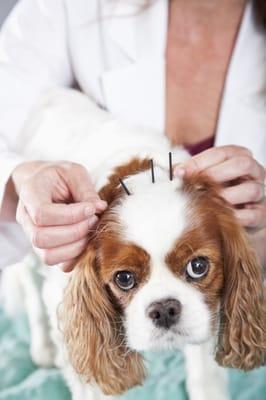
[{"left": 0, "top": 0, "right": 73, "bottom": 211}]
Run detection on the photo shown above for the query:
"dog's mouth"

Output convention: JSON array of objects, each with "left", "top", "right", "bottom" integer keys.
[
  {"left": 149, "top": 326, "right": 192, "bottom": 348},
  {"left": 153, "top": 327, "right": 189, "bottom": 340},
  {"left": 149, "top": 323, "right": 211, "bottom": 349},
  {"left": 143, "top": 330, "right": 186, "bottom": 351}
]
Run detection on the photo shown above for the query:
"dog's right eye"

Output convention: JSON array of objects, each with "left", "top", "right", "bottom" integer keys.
[
  {"left": 186, "top": 256, "right": 209, "bottom": 279},
  {"left": 114, "top": 271, "right": 136, "bottom": 291}
]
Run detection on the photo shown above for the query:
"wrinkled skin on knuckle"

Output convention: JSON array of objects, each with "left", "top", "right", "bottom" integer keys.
[
  {"left": 73, "top": 224, "right": 86, "bottom": 242},
  {"left": 31, "top": 207, "right": 45, "bottom": 226},
  {"left": 67, "top": 205, "right": 77, "bottom": 225},
  {"left": 31, "top": 227, "right": 41, "bottom": 248},
  {"left": 249, "top": 184, "right": 262, "bottom": 202},
  {"left": 31, "top": 228, "right": 49, "bottom": 249},
  {"left": 246, "top": 210, "right": 259, "bottom": 227},
  {"left": 240, "top": 156, "right": 253, "bottom": 175},
  {"left": 259, "top": 166, "right": 266, "bottom": 182}
]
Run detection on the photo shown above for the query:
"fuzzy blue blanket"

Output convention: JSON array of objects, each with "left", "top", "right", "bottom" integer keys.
[{"left": 0, "top": 308, "right": 265, "bottom": 400}]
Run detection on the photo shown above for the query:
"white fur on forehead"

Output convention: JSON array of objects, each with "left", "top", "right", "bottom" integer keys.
[{"left": 115, "top": 166, "right": 188, "bottom": 257}]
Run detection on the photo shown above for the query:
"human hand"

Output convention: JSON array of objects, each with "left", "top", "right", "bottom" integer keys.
[
  {"left": 174, "top": 145, "right": 266, "bottom": 229},
  {"left": 12, "top": 161, "right": 107, "bottom": 272}
]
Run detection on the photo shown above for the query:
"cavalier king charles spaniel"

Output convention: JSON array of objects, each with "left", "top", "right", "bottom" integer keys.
[{"left": 2, "top": 89, "right": 265, "bottom": 400}]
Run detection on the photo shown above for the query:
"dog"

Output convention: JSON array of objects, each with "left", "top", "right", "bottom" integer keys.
[{"left": 2, "top": 89, "right": 265, "bottom": 400}]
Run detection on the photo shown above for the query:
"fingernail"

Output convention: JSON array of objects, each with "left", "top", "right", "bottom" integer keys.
[
  {"left": 85, "top": 205, "right": 95, "bottom": 217},
  {"left": 95, "top": 200, "right": 107, "bottom": 210}
]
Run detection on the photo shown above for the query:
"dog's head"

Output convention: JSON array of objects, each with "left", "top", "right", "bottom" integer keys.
[{"left": 60, "top": 158, "right": 265, "bottom": 395}]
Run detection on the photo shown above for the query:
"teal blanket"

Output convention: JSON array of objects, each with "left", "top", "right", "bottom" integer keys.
[{"left": 0, "top": 307, "right": 265, "bottom": 400}]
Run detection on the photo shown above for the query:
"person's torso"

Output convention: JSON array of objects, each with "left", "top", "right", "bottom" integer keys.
[{"left": 63, "top": 0, "right": 265, "bottom": 164}]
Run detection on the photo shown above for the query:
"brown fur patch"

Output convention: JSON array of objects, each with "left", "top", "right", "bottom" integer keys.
[
  {"left": 180, "top": 173, "right": 265, "bottom": 370},
  {"left": 100, "top": 240, "right": 151, "bottom": 307},
  {"left": 60, "top": 243, "right": 146, "bottom": 396},
  {"left": 99, "top": 157, "right": 150, "bottom": 205}
]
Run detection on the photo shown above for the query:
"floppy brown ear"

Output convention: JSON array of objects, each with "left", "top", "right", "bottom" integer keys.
[
  {"left": 59, "top": 244, "right": 145, "bottom": 395},
  {"left": 215, "top": 213, "right": 266, "bottom": 370}
]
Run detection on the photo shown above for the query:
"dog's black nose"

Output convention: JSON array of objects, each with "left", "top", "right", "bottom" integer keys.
[{"left": 147, "top": 298, "right": 181, "bottom": 329}]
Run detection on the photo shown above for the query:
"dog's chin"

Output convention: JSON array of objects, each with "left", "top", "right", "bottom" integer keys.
[{"left": 127, "top": 329, "right": 211, "bottom": 352}]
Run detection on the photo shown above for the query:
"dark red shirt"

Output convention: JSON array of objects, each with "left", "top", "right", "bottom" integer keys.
[{"left": 184, "top": 136, "right": 215, "bottom": 156}]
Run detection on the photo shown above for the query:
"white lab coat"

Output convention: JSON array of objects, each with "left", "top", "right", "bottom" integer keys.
[{"left": 0, "top": 0, "right": 265, "bottom": 268}]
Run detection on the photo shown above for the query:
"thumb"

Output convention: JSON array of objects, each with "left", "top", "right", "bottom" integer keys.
[{"left": 64, "top": 164, "right": 107, "bottom": 212}]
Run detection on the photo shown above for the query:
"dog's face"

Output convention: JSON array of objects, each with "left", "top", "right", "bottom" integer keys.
[
  {"left": 61, "top": 159, "right": 265, "bottom": 395},
  {"left": 98, "top": 167, "right": 224, "bottom": 351}
]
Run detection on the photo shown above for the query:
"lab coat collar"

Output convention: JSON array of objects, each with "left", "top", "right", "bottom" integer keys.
[{"left": 102, "top": 0, "right": 167, "bottom": 131}]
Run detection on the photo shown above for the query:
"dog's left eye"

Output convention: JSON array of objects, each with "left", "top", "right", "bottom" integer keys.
[
  {"left": 186, "top": 257, "right": 209, "bottom": 279},
  {"left": 115, "top": 271, "right": 136, "bottom": 291}
]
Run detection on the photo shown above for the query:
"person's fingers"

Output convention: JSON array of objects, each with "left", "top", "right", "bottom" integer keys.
[
  {"left": 203, "top": 156, "right": 265, "bottom": 183},
  {"left": 19, "top": 164, "right": 107, "bottom": 227},
  {"left": 174, "top": 145, "right": 252, "bottom": 176},
  {"left": 16, "top": 202, "right": 46, "bottom": 243},
  {"left": 35, "top": 237, "right": 89, "bottom": 266},
  {"left": 234, "top": 203, "right": 266, "bottom": 228},
  {"left": 220, "top": 181, "right": 265, "bottom": 205},
  {"left": 22, "top": 199, "right": 97, "bottom": 227},
  {"left": 33, "top": 216, "right": 98, "bottom": 249},
  {"left": 59, "top": 163, "right": 107, "bottom": 211},
  {"left": 95, "top": 199, "right": 108, "bottom": 212},
  {"left": 17, "top": 201, "right": 98, "bottom": 248}
]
